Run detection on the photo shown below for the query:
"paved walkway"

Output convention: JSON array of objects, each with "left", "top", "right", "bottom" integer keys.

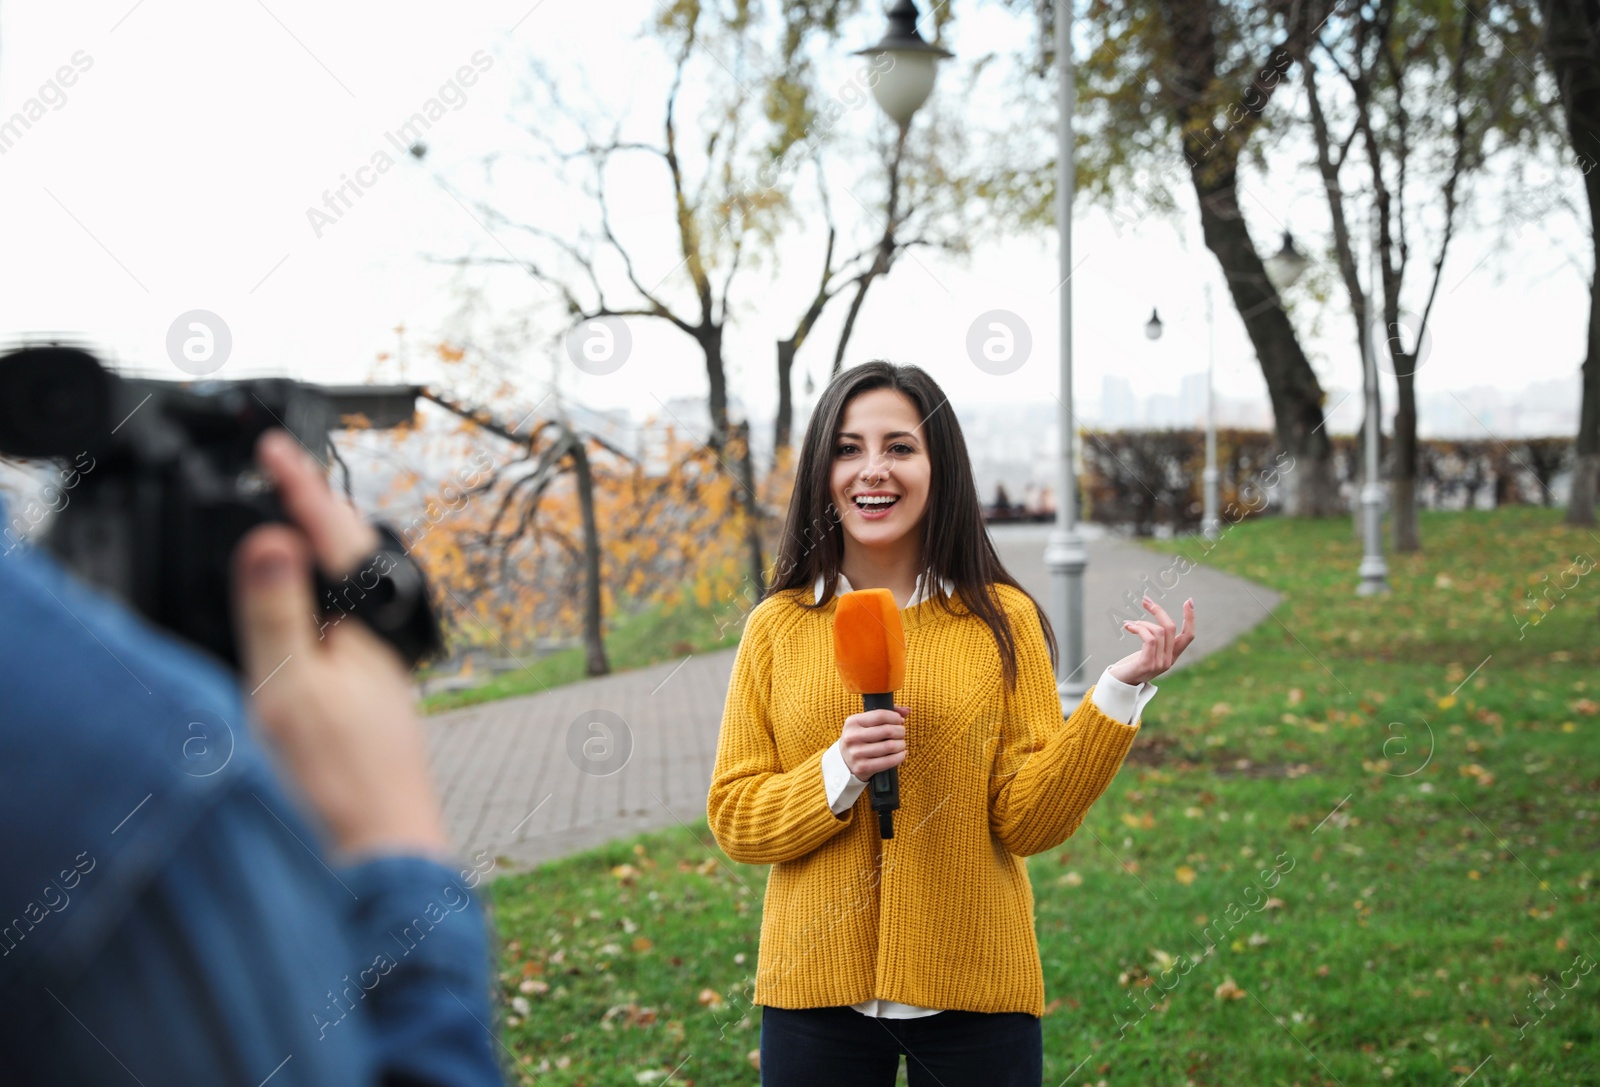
[{"left": 424, "top": 525, "right": 1281, "bottom": 870}]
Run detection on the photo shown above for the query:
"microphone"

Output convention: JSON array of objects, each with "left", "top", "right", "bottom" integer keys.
[{"left": 832, "top": 588, "right": 907, "bottom": 839}]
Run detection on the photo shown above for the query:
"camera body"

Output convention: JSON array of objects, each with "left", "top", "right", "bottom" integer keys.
[{"left": 0, "top": 344, "right": 442, "bottom": 670}]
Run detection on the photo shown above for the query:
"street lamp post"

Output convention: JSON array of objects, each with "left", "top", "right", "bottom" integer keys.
[
  {"left": 1357, "top": 216, "right": 1391, "bottom": 596},
  {"left": 1042, "top": 0, "right": 1089, "bottom": 704},
  {"left": 1146, "top": 290, "right": 1219, "bottom": 541},
  {"left": 852, "top": 0, "right": 951, "bottom": 290},
  {"left": 854, "top": 0, "right": 1086, "bottom": 707},
  {"left": 1266, "top": 222, "right": 1387, "bottom": 594},
  {"left": 1202, "top": 283, "right": 1219, "bottom": 540}
]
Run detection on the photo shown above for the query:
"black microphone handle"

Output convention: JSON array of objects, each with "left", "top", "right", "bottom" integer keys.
[{"left": 861, "top": 691, "right": 899, "bottom": 839}]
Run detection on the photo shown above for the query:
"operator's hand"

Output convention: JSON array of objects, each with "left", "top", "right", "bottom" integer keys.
[
  {"left": 1108, "top": 596, "right": 1196, "bottom": 687},
  {"left": 841, "top": 704, "right": 909, "bottom": 781},
  {"left": 231, "top": 429, "right": 452, "bottom": 860}
]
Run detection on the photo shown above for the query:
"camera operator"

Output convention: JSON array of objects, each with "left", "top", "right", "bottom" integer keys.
[{"left": 0, "top": 429, "right": 506, "bottom": 1085}]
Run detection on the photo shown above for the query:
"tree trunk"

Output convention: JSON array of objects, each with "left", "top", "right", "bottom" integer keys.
[
  {"left": 1541, "top": 0, "right": 1600, "bottom": 525},
  {"left": 703, "top": 325, "right": 729, "bottom": 454},
  {"left": 775, "top": 337, "right": 796, "bottom": 466},
  {"left": 731, "top": 420, "right": 767, "bottom": 594},
  {"left": 1571, "top": 263, "right": 1600, "bottom": 524},
  {"left": 1392, "top": 367, "right": 1420, "bottom": 549},
  {"left": 569, "top": 432, "right": 611, "bottom": 677},
  {"left": 1194, "top": 195, "right": 1340, "bottom": 515},
  {"left": 1158, "top": 0, "right": 1340, "bottom": 516}
]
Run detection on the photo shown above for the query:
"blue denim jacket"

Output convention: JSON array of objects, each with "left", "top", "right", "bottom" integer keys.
[{"left": 0, "top": 501, "right": 505, "bottom": 1085}]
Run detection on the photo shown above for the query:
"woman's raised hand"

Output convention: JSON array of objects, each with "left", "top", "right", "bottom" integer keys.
[
  {"left": 1108, "top": 596, "right": 1196, "bottom": 687},
  {"left": 840, "top": 704, "right": 909, "bottom": 781}
]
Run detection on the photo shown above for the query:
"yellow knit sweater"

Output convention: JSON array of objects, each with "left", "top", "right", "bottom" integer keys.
[{"left": 707, "top": 582, "right": 1140, "bottom": 1017}]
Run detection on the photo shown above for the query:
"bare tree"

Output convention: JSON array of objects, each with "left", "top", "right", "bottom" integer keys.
[
  {"left": 1301, "top": 0, "right": 1536, "bottom": 549},
  {"left": 420, "top": 389, "right": 629, "bottom": 676},
  {"left": 441, "top": 12, "right": 775, "bottom": 590}
]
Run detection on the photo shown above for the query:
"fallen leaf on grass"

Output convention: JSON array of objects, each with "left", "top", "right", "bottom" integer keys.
[
  {"left": 1214, "top": 978, "right": 1247, "bottom": 1001},
  {"left": 1175, "top": 865, "right": 1197, "bottom": 886},
  {"left": 604, "top": 1004, "right": 660, "bottom": 1032}
]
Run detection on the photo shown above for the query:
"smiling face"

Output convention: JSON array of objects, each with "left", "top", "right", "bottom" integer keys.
[{"left": 828, "top": 387, "right": 931, "bottom": 561}]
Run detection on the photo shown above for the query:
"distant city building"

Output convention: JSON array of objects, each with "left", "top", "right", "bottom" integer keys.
[{"left": 1100, "top": 375, "right": 1137, "bottom": 429}]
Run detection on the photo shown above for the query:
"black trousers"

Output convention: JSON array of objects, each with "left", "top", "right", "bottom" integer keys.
[{"left": 759, "top": 1004, "right": 1043, "bottom": 1087}]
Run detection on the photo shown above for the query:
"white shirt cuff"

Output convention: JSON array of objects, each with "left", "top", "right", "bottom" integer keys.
[
  {"left": 823, "top": 739, "right": 871, "bottom": 816},
  {"left": 1090, "top": 667, "right": 1158, "bottom": 726}
]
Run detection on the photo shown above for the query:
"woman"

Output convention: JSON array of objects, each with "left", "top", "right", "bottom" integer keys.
[{"left": 708, "top": 361, "right": 1195, "bottom": 1085}]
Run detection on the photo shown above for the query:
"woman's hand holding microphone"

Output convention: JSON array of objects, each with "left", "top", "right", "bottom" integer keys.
[{"left": 840, "top": 704, "right": 909, "bottom": 782}]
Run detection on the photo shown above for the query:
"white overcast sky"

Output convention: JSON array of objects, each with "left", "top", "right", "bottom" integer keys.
[{"left": 0, "top": 0, "right": 1587, "bottom": 440}]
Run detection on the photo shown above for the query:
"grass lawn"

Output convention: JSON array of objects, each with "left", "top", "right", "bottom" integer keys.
[{"left": 483, "top": 507, "right": 1600, "bottom": 1086}]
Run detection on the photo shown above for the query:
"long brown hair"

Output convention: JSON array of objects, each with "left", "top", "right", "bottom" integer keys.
[{"left": 765, "top": 360, "right": 1057, "bottom": 691}]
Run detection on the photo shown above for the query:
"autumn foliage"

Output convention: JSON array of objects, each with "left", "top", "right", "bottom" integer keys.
[{"left": 351, "top": 344, "right": 796, "bottom": 665}]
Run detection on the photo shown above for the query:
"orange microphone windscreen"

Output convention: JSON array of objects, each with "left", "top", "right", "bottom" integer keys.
[{"left": 833, "top": 588, "right": 907, "bottom": 694}]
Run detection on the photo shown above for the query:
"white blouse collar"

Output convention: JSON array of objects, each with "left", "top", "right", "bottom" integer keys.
[{"left": 812, "top": 570, "right": 954, "bottom": 608}]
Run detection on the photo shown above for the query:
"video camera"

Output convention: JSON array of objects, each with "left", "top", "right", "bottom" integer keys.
[{"left": 0, "top": 344, "right": 443, "bottom": 670}]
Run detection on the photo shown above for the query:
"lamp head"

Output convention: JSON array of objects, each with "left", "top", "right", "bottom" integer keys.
[
  {"left": 1265, "top": 229, "right": 1310, "bottom": 292},
  {"left": 851, "top": 0, "right": 953, "bottom": 127}
]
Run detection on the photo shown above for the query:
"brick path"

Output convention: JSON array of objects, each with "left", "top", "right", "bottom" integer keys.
[{"left": 424, "top": 526, "right": 1281, "bottom": 870}]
